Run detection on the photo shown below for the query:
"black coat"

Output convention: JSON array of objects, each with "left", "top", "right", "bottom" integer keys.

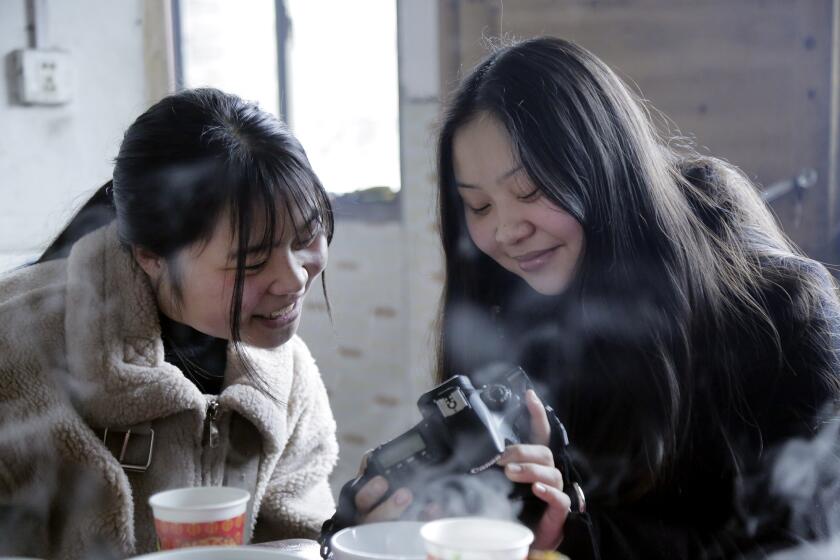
[{"left": 511, "top": 262, "right": 840, "bottom": 559}]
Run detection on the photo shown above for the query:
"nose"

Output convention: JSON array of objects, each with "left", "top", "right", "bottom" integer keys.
[
  {"left": 495, "top": 214, "right": 535, "bottom": 246},
  {"left": 267, "top": 249, "right": 308, "bottom": 296}
]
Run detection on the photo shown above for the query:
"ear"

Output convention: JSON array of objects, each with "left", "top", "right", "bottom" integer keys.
[{"left": 132, "top": 245, "right": 165, "bottom": 282}]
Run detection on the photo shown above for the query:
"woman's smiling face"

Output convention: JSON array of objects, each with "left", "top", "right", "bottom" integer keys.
[
  {"left": 147, "top": 202, "right": 327, "bottom": 349},
  {"left": 452, "top": 114, "right": 584, "bottom": 296}
]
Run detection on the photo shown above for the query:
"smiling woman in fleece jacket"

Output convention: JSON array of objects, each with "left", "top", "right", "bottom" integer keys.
[{"left": 0, "top": 88, "right": 338, "bottom": 559}]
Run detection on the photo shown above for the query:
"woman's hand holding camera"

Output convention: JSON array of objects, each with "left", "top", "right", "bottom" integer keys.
[
  {"left": 498, "top": 389, "right": 571, "bottom": 550},
  {"left": 351, "top": 389, "right": 570, "bottom": 550},
  {"left": 352, "top": 460, "right": 414, "bottom": 524}
]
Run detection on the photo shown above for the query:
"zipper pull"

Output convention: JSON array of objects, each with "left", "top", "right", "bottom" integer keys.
[{"left": 207, "top": 399, "right": 220, "bottom": 448}]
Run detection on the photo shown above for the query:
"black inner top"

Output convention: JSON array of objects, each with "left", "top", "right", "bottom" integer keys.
[{"left": 159, "top": 312, "right": 227, "bottom": 395}]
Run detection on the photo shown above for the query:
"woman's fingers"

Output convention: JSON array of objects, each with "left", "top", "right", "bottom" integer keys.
[
  {"left": 532, "top": 482, "right": 571, "bottom": 550},
  {"left": 355, "top": 475, "right": 414, "bottom": 523},
  {"left": 354, "top": 475, "right": 389, "bottom": 512},
  {"left": 500, "top": 448, "right": 570, "bottom": 550},
  {"left": 526, "top": 390, "right": 551, "bottom": 446},
  {"left": 361, "top": 487, "right": 413, "bottom": 523},
  {"left": 498, "top": 443, "right": 554, "bottom": 467},
  {"left": 503, "top": 462, "right": 564, "bottom": 491}
]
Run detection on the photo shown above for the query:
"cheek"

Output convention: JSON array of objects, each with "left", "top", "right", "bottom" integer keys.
[
  {"left": 560, "top": 217, "right": 585, "bottom": 250},
  {"left": 238, "top": 278, "right": 268, "bottom": 313},
  {"left": 541, "top": 207, "right": 584, "bottom": 243},
  {"left": 465, "top": 217, "right": 497, "bottom": 257},
  {"left": 205, "top": 272, "right": 261, "bottom": 320},
  {"left": 208, "top": 277, "right": 239, "bottom": 321}
]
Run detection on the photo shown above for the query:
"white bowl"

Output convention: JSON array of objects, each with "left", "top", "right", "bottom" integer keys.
[
  {"left": 330, "top": 521, "right": 426, "bottom": 560},
  {"left": 421, "top": 517, "right": 533, "bottom": 560}
]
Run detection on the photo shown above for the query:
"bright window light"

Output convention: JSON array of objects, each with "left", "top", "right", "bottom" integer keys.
[
  {"left": 179, "top": 0, "right": 280, "bottom": 117},
  {"left": 285, "top": 0, "right": 400, "bottom": 194},
  {"left": 178, "top": 0, "right": 400, "bottom": 195}
]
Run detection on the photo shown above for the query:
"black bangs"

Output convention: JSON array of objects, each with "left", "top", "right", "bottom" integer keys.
[
  {"left": 226, "top": 152, "right": 333, "bottom": 259},
  {"left": 275, "top": 160, "right": 334, "bottom": 246}
]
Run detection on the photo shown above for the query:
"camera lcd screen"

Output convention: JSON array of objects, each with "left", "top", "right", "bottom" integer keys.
[{"left": 378, "top": 431, "right": 426, "bottom": 468}]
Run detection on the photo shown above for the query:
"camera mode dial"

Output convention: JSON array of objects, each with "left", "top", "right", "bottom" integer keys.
[{"left": 481, "top": 384, "right": 512, "bottom": 411}]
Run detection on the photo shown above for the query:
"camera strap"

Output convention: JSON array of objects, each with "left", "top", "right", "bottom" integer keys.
[
  {"left": 548, "top": 409, "right": 601, "bottom": 558},
  {"left": 318, "top": 474, "right": 365, "bottom": 559},
  {"left": 318, "top": 517, "right": 337, "bottom": 559},
  {"left": 547, "top": 410, "right": 585, "bottom": 514}
]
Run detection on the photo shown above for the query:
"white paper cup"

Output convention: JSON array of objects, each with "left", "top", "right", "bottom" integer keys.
[
  {"left": 421, "top": 517, "right": 534, "bottom": 560},
  {"left": 331, "top": 520, "right": 426, "bottom": 560},
  {"left": 148, "top": 486, "right": 250, "bottom": 550}
]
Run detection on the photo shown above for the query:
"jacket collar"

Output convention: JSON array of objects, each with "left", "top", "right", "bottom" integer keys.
[{"left": 63, "top": 225, "right": 287, "bottom": 452}]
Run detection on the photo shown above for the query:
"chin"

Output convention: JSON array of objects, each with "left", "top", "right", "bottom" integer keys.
[
  {"left": 243, "top": 330, "right": 296, "bottom": 349},
  {"left": 525, "top": 278, "right": 570, "bottom": 297}
]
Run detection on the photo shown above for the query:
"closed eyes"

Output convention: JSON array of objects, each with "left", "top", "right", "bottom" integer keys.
[
  {"left": 292, "top": 231, "right": 319, "bottom": 250},
  {"left": 465, "top": 189, "right": 541, "bottom": 216},
  {"left": 517, "top": 188, "right": 541, "bottom": 201},
  {"left": 466, "top": 203, "right": 491, "bottom": 216},
  {"left": 243, "top": 260, "right": 267, "bottom": 273},
  {"left": 232, "top": 226, "right": 322, "bottom": 274}
]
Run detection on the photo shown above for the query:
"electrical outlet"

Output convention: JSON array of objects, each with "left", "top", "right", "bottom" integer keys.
[{"left": 12, "top": 49, "right": 73, "bottom": 106}]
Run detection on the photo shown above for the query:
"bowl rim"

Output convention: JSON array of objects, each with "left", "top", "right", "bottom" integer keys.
[
  {"left": 330, "top": 520, "right": 427, "bottom": 560},
  {"left": 419, "top": 517, "right": 534, "bottom": 551}
]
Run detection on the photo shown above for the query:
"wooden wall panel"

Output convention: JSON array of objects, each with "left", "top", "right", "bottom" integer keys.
[{"left": 440, "top": 0, "right": 839, "bottom": 260}]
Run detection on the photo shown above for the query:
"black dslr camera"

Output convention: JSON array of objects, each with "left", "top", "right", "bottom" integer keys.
[{"left": 318, "top": 366, "right": 568, "bottom": 558}]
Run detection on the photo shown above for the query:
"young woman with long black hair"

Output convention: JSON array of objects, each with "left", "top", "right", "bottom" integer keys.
[
  {"left": 356, "top": 37, "right": 840, "bottom": 558},
  {"left": 0, "top": 88, "right": 338, "bottom": 559}
]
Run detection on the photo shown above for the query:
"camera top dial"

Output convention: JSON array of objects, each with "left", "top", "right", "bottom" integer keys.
[{"left": 481, "top": 384, "right": 512, "bottom": 411}]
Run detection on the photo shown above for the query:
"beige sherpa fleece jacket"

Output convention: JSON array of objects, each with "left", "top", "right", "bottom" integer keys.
[{"left": 0, "top": 224, "right": 338, "bottom": 559}]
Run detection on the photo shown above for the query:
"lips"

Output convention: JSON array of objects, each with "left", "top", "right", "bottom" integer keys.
[
  {"left": 254, "top": 299, "right": 300, "bottom": 327},
  {"left": 511, "top": 246, "right": 560, "bottom": 272},
  {"left": 257, "top": 301, "right": 296, "bottom": 320}
]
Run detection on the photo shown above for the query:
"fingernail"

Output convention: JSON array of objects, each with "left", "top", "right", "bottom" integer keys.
[
  {"left": 534, "top": 482, "right": 546, "bottom": 493},
  {"left": 527, "top": 390, "right": 540, "bottom": 403},
  {"left": 394, "top": 489, "right": 411, "bottom": 505},
  {"left": 507, "top": 463, "right": 522, "bottom": 473}
]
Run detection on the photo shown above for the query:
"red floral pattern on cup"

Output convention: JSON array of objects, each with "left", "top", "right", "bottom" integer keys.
[{"left": 154, "top": 513, "right": 245, "bottom": 550}]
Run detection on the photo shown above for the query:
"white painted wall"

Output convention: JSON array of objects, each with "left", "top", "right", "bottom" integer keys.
[
  {"left": 297, "top": 1, "right": 445, "bottom": 495},
  {"left": 0, "top": 0, "right": 157, "bottom": 271},
  {"left": 397, "top": 0, "right": 443, "bottom": 404},
  {"left": 298, "top": 220, "right": 410, "bottom": 492}
]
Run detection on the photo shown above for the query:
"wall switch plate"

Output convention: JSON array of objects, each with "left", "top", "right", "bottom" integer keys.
[{"left": 12, "top": 49, "right": 73, "bottom": 106}]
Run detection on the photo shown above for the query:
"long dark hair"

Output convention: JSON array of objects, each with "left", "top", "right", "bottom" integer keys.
[
  {"left": 38, "top": 88, "right": 334, "bottom": 399},
  {"left": 435, "top": 37, "right": 837, "bottom": 498}
]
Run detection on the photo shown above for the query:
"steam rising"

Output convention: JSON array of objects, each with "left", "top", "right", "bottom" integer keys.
[
  {"left": 404, "top": 469, "right": 519, "bottom": 523},
  {"left": 768, "top": 418, "right": 840, "bottom": 559}
]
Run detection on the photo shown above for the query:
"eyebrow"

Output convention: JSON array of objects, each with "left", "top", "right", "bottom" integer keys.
[
  {"left": 456, "top": 165, "right": 523, "bottom": 189},
  {"left": 229, "top": 211, "right": 321, "bottom": 259}
]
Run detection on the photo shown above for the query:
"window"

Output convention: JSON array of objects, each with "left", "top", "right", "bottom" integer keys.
[
  {"left": 176, "top": 0, "right": 400, "bottom": 194},
  {"left": 177, "top": 0, "right": 280, "bottom": 117}
]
